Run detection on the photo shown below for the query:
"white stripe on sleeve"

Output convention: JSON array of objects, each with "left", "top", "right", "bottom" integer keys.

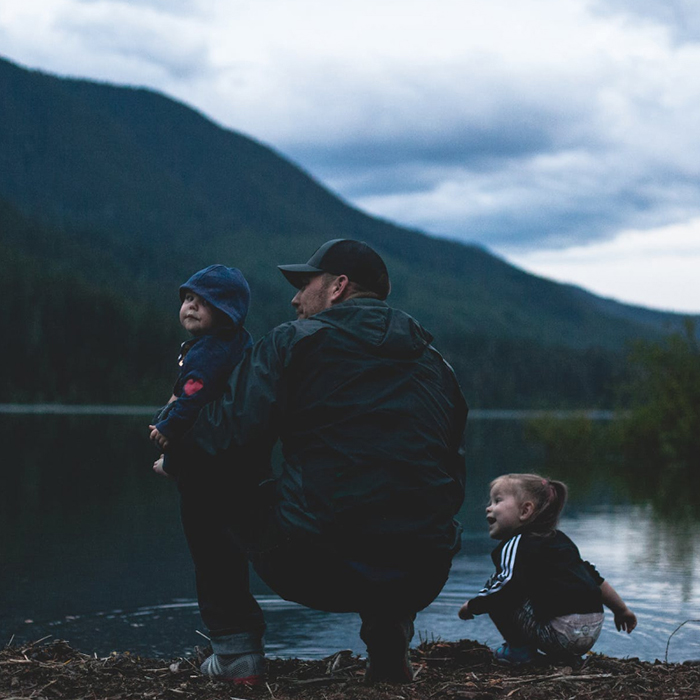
[{"left": 477, "top": 534, "right": 522, "bottom": 598}]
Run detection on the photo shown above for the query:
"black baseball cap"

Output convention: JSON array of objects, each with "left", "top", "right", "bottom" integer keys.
[{"left": 278, "top": 239, "right": 391, "bottom": 299}]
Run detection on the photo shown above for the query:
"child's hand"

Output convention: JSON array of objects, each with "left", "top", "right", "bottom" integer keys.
[
  {"left": 152, "top": 455, "right": 173, "bottom": 479},
  {"left": 458, "top": 602, "right": 474, "bottom": 620},
  {"left": 148, "top": 425, "right": 169, "bottom": 451},
  {"left": 614, "top": 608, "right": 637, "bottom": 633},
  {"left": 601, "top": 581, "right": 636, "bottom": 633}
]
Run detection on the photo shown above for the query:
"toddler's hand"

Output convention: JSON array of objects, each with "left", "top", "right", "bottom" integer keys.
[
  {"left": 458, "top": 602, "right": 474, "bottom": 620},
  {"left": 148, "top": 425, "right": 169, "bottom": 451},
  {"left": 615, "top": 608, "right": 637, "bottom": 633},
  {"left": 152, "top": 455, "right": 173, "bottom": 479}
]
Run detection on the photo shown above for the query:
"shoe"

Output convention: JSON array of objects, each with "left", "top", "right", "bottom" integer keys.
[
  {"left": 493, "top": 643, "right": 537, "bottom": 664},
  {"left": 361, "top": 615, "right": 415, "bottom": 684},
  {"left": 365, "top": 650, "right": 415, "bottom": 684},
  {"left": 200, "top": 652, "right": 266, "bottom": 685}
]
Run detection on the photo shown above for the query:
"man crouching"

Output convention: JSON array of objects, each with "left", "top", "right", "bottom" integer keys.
[{"left": 156, "top": 239, "right": 468, "bottom": 684}]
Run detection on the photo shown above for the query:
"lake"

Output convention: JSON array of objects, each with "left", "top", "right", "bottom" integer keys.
[{"left": 2, "top": 412, "right": 699, "bottom": 663}]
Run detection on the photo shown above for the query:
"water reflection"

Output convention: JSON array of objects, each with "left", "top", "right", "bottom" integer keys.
[
  {"left": 0, "top": 415, "right": 192, "bottom": 629},
  {"left": 2, "top": 414, "right": 700, "bottom": 662},
  {"left": 526, "top": 415, "right": 700, "bottom": 518}
]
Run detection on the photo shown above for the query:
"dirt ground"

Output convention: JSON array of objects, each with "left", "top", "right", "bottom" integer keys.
[{"left": 2, "top": 638, "right": 700, "bottom": 700}]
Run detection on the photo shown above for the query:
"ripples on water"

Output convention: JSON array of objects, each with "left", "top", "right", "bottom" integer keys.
[
  {"left": 16, "top": 509, "right": 700, "bottom": 663},
  {"left": 3, "top": 414, "right": 700, "bottom": 662}
]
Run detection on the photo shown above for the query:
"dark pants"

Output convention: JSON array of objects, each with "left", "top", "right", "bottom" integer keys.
[{"left": 177, "top": 463, "right": 453, "bottom": 645}]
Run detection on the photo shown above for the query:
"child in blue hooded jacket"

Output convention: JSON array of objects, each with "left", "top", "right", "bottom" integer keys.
[
  {"left": 149, "top": 265, "right": 266, "bottom": 683},
  {"left": 149, "top": 264, "right": 252, "bottom": 474}
]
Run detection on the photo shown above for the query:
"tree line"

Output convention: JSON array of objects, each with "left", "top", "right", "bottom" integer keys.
[{"left": 528, "top": 321, "right": 700, "bottom": 516}]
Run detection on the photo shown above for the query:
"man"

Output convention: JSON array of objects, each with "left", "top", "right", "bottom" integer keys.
[{"left": 157, "top": 239, "right": 468, "bottom": 684}]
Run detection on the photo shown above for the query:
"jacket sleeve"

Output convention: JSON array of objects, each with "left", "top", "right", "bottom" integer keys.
[
  {"left": 183, "top": 325, "right": 294, "bottom": 456},
  {"left": 154, "top": 337, "right": 235, "bottom": 440},
  {"left": 583, "top": 559, "right": 605, "bottom": 586},
  {"left": 469, "top": 534, "right": 528, "bottom": 615}
]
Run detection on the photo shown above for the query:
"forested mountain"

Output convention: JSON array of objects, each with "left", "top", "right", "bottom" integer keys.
[{"left": 0, "top": 55, "right": 693, "bottom": 407}]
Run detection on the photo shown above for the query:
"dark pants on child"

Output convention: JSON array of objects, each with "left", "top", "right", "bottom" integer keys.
[{"left": 177, "top": 460, "right": 453, "bottom": 653}]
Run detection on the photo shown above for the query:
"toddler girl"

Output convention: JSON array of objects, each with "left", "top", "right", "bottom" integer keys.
[{"left": 459, "top": 473, "right": 636, "bottom": 663}]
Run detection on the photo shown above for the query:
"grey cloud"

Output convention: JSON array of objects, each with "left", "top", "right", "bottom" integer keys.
[
  {"left": 290, "top": 120, "right": 554, "bottom": 174},
  {"left": 591, "top": 0, "right": 700, "bottom": 43},
  {"left": 289, "top": 135, "right": 549, "bottom": 204},
  {"left": 57, "top": 14, "right": 211, "bottom": 80},
  {"left": 279, "top": 94, "right": 614, "bottom": 249},
  {"left": 452, "top": 181, "right": 691, "bottom": 251},
  {"left": 269, "top": 42, "right": 700, "bottom": 254},
  {"left": 311, "top": 149, "right": 700, "bottom": 252},
  {"left": 283, "top": 82, "right": 598, "bottom": 200},
  {"left": 75, "top": 0, "right": 197, "bottom": 16}
]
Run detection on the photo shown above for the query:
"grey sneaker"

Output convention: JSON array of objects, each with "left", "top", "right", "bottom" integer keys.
[{"left": 200, "top": 652, "right": 266, "bottom": 685}]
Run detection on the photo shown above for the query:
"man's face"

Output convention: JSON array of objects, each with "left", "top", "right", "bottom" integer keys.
[{"left": 291, "top": 273, "right": 336, "bottom": 319}]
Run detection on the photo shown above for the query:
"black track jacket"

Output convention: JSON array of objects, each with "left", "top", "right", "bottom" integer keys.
[{"left": 469, "top": 530, "right": 605, "bottom": 621}]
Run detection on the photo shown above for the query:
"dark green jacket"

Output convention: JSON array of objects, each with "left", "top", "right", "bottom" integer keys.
[{"left": 191, "top": 298, "right": 468, "bottom": 564}]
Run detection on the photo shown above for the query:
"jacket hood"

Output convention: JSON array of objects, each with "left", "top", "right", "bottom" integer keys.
[
  {"left": 180, "top": 265, "right": 250, "bottom": 328},
  {"left": 317, "top": 298, "right": 433, "bottom": 359}
]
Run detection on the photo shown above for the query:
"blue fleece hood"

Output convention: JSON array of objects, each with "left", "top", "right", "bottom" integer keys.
[{"left": 180, "top": 264, "right": 250, "bottom": 328}]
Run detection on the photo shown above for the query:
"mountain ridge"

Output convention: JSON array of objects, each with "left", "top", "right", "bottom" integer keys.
[{"left": 0, "top": 54, "right": 694, "bottom": 406}]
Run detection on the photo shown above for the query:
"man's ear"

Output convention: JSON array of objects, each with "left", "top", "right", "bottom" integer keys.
[
  {"left": 519, "top": 500, "right": 535, "bottom": 522},
  {"left": 330, "top": 274, "right": 350, "bottom": 303}
]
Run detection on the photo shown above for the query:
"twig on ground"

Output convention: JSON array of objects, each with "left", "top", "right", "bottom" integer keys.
[
  {"left": 35, "top": 677, "right": 59, "bottom": 695},
  {"left": 503, "top": 673, "right": 616, "bottom": 698},
  {"left": 281, "top": 676, "right": 349, "bottom": 687},
  {"left": 665, "top": 619, "right": 700, "bottom": 664},
  {"left": 20, "top": 635, "right": 52, "bottom": 650},
  {"left": 0, "top": 660, "right": 33, "bottom": 666},
  {"left": 502, "top": 672, "right": 615, "bottom": 687}
]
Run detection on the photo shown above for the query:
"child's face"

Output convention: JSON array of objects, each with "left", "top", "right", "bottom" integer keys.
[
  {"left": 485, "top": 482, "right": 532, "bottom": 540},
  {"left": 180, "top": 292, "right": 218, "bottom": 335}
]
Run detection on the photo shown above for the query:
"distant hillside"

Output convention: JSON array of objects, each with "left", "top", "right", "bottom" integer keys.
[{"left": 0, "top": 55, "right": 694, "bottom": 407}]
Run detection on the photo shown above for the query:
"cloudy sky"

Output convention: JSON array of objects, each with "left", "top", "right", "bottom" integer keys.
[{"left": 2, "top": 0, "right": 700, "bottom": 313}]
